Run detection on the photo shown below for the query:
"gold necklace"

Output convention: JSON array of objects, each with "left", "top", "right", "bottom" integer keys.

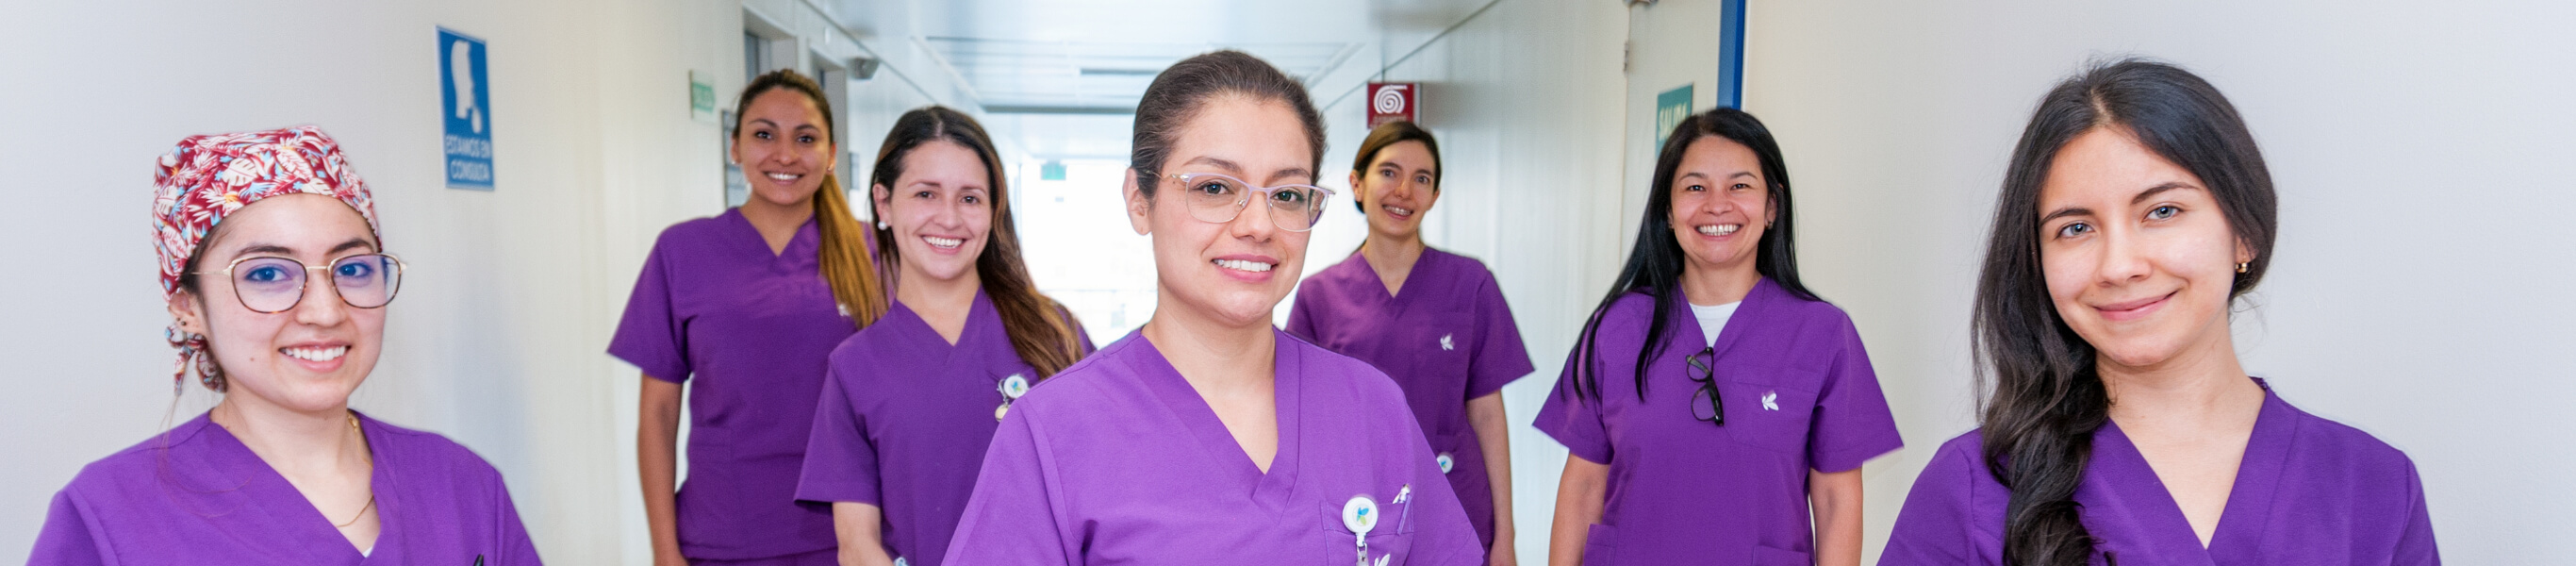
[
  {"left": 333, "top": 412, "right": 375, "bottom": 528},
  {"left": 333, "top": 495, "right": 377, "bottom": 528}
]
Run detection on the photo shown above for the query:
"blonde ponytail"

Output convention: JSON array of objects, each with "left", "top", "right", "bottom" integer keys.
[{"left": 812, "top": 172, "right": 885, "bottom": 326}]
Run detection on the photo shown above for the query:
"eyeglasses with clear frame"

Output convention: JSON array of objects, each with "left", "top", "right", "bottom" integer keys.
[
  {"left": 1687, "top": 346, "right": 1726, "bottom": 425},
  {"left": 1163, "top": 173, "right": 1338, "bottom": 232},
  {"left": 193, "top": 253, "right": 406, "bottom": 313}
]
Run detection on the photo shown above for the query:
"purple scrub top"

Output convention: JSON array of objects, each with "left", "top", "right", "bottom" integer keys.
[
  {"left": 1880, "top": 379, "right": 2439, "bottom": 565},
  {"left": 1285, "top": 248, "right": 1535, "bottom": 550},
  {"left": 1532, "top": 278, "right": 1902, "bottom": 565},
  {"left": 795, "top": 291, "right": 1096, "bottom": 566},
  {"left": 941, "top": 328, "right": 1484, "bottom": 565},
  {"left": 609, "top": 208, "right": 854, "bottom": 559},
  {"left": 30, "top": 411, "right": 540, "bottom": 565}
]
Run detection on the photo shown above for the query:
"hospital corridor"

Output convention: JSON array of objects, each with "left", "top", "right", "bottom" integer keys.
[{"left": 1, "top": 0, "right": 2569, "bottom": 564}]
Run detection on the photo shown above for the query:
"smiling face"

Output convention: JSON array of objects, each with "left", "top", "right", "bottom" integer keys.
[
  {"left": 1667, "top": 136, "right": 1775, "bottom": 276},
  {"left": 732, "top": 89, "right": 836, "bottom": 209},
  {"left": 2038, "top": 127, "right": 2253, "bottom": 371},
  {"left": 168, "top": 193, "right": 386, "bottom": 412},
  {"left": 1352, "top": 141, "right": 1439, "bottom": 241},
  {"left": 1125, "top": 95, "right": 1315, "bottom": 327},
  {"left": 875, "top": 140, "right": 995, "bottom": 285}
]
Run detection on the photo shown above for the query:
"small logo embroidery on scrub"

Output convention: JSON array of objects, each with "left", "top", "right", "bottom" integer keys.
[
  {"left": 1440, "top": 333, "right": 1454, "bottom": 351},
  {"left": 1762, "top": 391, "right": 1779, "bottom": 411}
]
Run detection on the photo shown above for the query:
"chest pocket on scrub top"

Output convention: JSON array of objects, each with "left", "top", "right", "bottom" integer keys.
[
  {"left": 1723, "top": 365, "right": 1821, "bottom": 456},
  {"left": 1323, "top": 492, "right": 1416, "bottom": 566}
]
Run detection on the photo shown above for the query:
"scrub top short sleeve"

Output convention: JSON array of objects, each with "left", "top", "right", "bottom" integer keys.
[
  {"left": 1879, "top": 434, "right": 1994, "bottom": 563},
  {"left": 610, "top": 235, "right": 690, "bottom": 382},
  {"left": 1462, "top": 269, "right": 1535, "bottom": 400},
  {"left": 1807, "top": 314, "right": 1903, "bottom": 474},
  {"left": 1534, "top": 353, "right": 1614, "bottom": 465},
  {"left": 797, "top": 363, "right": 883, "bottom": 507}
]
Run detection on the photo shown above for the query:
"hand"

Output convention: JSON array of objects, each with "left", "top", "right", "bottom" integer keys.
[{"left": 1488, "top": 547, "right": 1520, "bottom": 566}]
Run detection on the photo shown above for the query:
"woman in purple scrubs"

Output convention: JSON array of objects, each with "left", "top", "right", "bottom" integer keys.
[
  {"left": 33, "top": 125, "right": 540, "bottom": 564},
  {"left": 614, "top": 70, "right": 891, "bottom": 566},
  {"left": 1536, "top": 108, "right": 1902, "bottom": 566},
  {"left": 1879, "top": 59, "right": 2437, "bottom": 566},
  {"left": 793, "top": 106, "right": 1095, "bottom": 566},
  {"left": 941, "top": 50, "right": 1482, "bottom": 566},
  {"left": 1287, "top": 121, "right": 1535, "bottom": 564}
]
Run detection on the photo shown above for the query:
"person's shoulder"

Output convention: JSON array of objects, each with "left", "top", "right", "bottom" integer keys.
[
  {"left": 1599, "top": 289, "right": 1660, "bottom": 318},
  {"left": 831, "top": 308, "right": 923, "bottom": 371},
  {"left": 2271, "top": 391, "right": 2419, "bottom": 473},
  {"left": 1298, "top": 252, "right": 1369, "bottom": 293},
  {"left": 1903, "top": 428, "right": 1999, "bottom": 497},
  {"left": 1016, "top": 332, "right": 1139, "bottom": 405},
  {"left": 648, "top": 210, "right": 739, "bottom": 251},
  {"left": 1757, "top": 279, "right": 1854, "bottom": 325},
  {"left": 1423, "top": 247, "right": 1503, "bottom": 291},
  {"left": 59, "top": 419, "right": 222, "bottom": 497},
  {"left": 1423, "top": 247, "right": 1494, "bottom": 276},
  {"left": 1929, "top": 428, "right": 1987, "bottom": 466},
  {"left": 1286, "top": 331, "right": 1379, "bottom": 376},
  {"left": 365, "top": 416, "right": 507, "bottom": 483},
  {"left": 1285, "top": 333, "right": 1407, "bottom": 406}
]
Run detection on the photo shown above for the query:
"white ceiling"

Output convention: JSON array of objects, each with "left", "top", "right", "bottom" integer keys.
[{"left": 822, "top": 0, "right": 1494, "bottom": 159}]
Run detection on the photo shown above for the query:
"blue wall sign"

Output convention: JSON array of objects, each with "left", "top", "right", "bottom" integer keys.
[{"left": 440, "top": 28, "right": 494, "bottom": 190}]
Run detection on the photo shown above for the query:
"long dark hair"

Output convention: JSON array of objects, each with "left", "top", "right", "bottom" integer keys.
[
  {"left": 1566, "top": 108, "right": 1814, "bottom": 401},
  {"left": 1350, "top": 120, "right": 1443, "bottom": 212},
  {"left": 1973, "top": 58, "right": 2277, "bottom": 566},
  {"left": 868, "top": 107, "right": 1087, "bottom": 377},
  {"left": 734, "top": 69, "right": 887, "bottom": 327},
  {"left": 1131, "top": 50, "right": 1326, "bottom": 196}
]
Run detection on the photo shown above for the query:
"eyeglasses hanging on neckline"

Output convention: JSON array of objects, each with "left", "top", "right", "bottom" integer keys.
[{"left": 1686, "top": 346, "right": 1725, "bottom": 426}]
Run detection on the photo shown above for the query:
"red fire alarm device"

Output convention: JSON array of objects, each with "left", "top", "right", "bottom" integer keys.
[{"left": 1367, "top": 82, "right": 1418, "bottom": 128}]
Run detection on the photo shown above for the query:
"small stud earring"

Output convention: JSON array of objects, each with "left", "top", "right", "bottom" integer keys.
[{"left": 2237, "top": 262, "right": 2250, "bottom": 274}]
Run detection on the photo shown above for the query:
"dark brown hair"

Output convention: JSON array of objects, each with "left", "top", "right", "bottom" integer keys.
[
  {"left": 735, "top": 69, "right": 887, "bottom": 327},
  {"left": 1974, "top": 58, "right": 2276, "bottom": 565},
  {"left": 1349, "top": 120, "right": 1443, "bottom": 212},
  {"left": 1130, "top": 50, "right": 1326, "bottom": 195},
  {"left": 868, "top": 107, "right": 1087, "bottom": 377}
]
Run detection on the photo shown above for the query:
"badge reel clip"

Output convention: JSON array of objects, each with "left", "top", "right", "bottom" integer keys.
[
  {"left": 996, "top": 373, "right": 1031, "bottom": 422},
  {"left": 1344, "top": 485, "right": 1410, "bottom": 566}
]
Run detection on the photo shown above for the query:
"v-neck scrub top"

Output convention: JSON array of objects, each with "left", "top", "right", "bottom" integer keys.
[
  {"left": 941, "top": 328, "right": 1484, "bottom": 566},
  {"left": 1533, "top": 278, "right": 1902, "bottom": 565},
  {"left": 1880, "top": 379, "right": 2439, "bottom": 565},
  {"left": 796, "top": 291, "right": 1096, "bottom": 566},
  {"left": 31, "top": 411, "right": 540, "bottom": 565},
  {"left": 1285, "top": 248, "right": 1534, "bottom": 550},
  {"left": 610, "top": 208, "right": 855, "bottom": 559}
]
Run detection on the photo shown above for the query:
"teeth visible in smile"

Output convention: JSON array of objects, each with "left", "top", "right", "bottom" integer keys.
[
  {"left": 282, "top": 346, "right": 347, "bottom": 362},
  {"left": 1214, "top": 258, "right": 1275, "bottom": 273},
  {"left": 1386, "top": 206, "right": 1413, "bottom": 216},
  {"left": 766, "top": 173, "right": 801, "bottom": 181},
  {"left": 1698, "top": 224, "right": 1741, "bottom": 236},
  {"left": 924, "top": 236, "right": 963, "bottom": 248}
]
